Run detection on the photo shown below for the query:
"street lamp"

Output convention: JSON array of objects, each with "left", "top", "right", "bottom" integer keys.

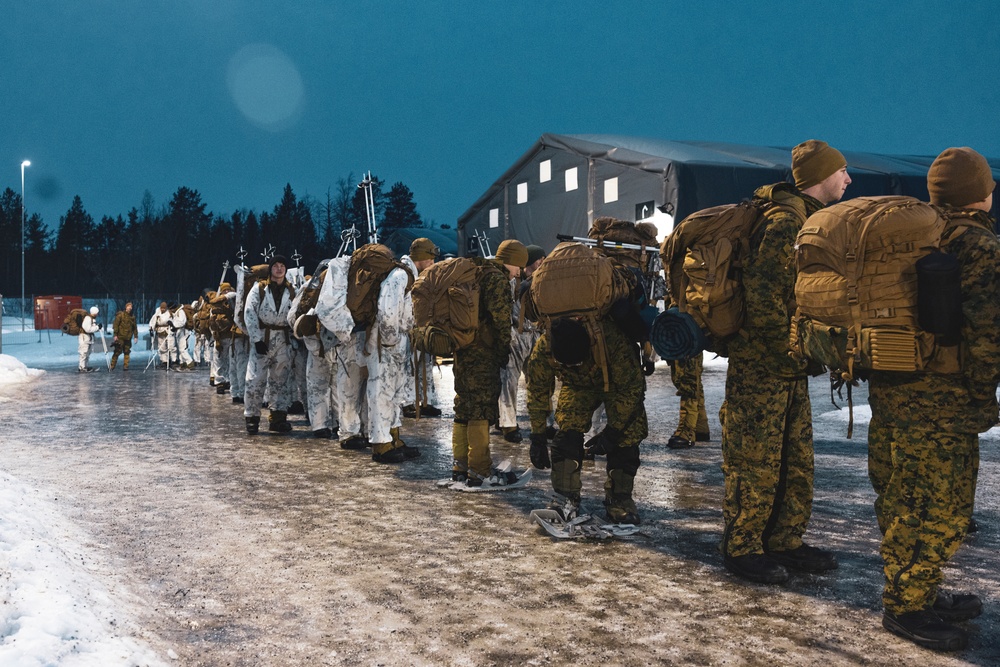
[{"left": 20, "top": 160, "right": 30, "bottom": 331}]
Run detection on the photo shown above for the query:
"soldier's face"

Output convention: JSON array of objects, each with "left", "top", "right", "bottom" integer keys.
[
  {"left": 814, "top": 167, "right": 852, "bottom": 204},
  {"left": 126, "top": 304, "right": 132, "bottom": 313},
  {"left": 271, "top": 262, "right": 287, "bottom": 281}
]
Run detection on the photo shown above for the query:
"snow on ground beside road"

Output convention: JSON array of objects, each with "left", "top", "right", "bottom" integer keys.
[
  {"left": 0, "top": 354, "right": 45, "bottom": 392},
  {"left": 0, "top": 471, "right": 168, "bottom": 666},
  {"left": 1, "top": 330, "right": 168, "bottom": 666}
]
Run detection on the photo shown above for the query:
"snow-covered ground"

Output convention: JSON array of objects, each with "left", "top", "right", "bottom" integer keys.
[{"left": 1, "top": 331, "right": 167, "bottom": 666}]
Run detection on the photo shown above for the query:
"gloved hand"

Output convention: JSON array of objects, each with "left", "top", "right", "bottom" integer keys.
[
  {"left": 254, "top": 340, "right": 268, "bottom": 355},
  {"left": 642, "top": 356, "right": 656, "bottom": 376},
  {"left": 169, "top": 323, "right": 177, "bottom": 331},
  {"left": 529, "top": 433, "right": 551, "bottom": 469}
]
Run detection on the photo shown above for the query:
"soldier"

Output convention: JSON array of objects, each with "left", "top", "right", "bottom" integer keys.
[
  {"left": 868, "top": 147, "right": 999, "bottom": 651},
  {"left": 191, "top": 297, "right": 212, "bottom": 367},
  {"left": 77, "top": 306, "right": 102, "bottom": 372},
  {"left": 149, "top": 301, "right": 176, "bottom": 369},
  {"left": 721, "top": 140, "right": 850, "bottom": 584},
  {"left": 666, "top": 356, "right": 710, "bottom": 449},
  {"left": 171, "top": 302, "right": 195, "bottom": 370},
  {"left": 110, "top": 302, "right": 138, "bottom": 371},
  {"left": 243, "top": 255, "right": 296, "bottom": 434},
  {"left": 497, "top": 244, "right": 546, "bottom": 443},
  {"left": 289, "top": 264, "right": 341, "bottom": 439},
  {"left": 451, "top": 239, "right": 526, "bottom": 486},
  {"left": 401, "top": 238, "right": 443, "bottom": 418},
  {"left": 526, "top": 250, "right": 648, "bottom": 523}
]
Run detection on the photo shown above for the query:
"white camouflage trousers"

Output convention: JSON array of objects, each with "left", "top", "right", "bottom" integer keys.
[
  {"left": 192, "top": 332, "right": 210, "bottom": 363},
  {"left": 212, "top": 338, "right": 231, "bottom": 384},
  {"left": 337, "top": 333, "right": 404, "bottom": 445},
  {"left": 77, "top": 334, "right": 93, "bottom": 370},
  {"left": 499, "top": 328, "right": 539, "bottom": 429},
  {"left": 244, "top": 334, "right": 293, "bottom": 418},
  {"left": 156, "top": 329, "right": 176, "bottom": 364},
  {"left": 230, "top": 337, "right": 250, "bottom": 400},
  {"left": 304, "top": 336, "right": 339, "bottom": 432},
  {"left": 174, "top": 330, "right": 194, "bottom": 364}
]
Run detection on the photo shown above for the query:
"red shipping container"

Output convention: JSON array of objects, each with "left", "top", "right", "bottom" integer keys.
[{"left": 34, "top": 295, "right": 82, "bottom": 330}]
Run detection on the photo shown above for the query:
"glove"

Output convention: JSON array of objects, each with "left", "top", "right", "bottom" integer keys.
[
  {"left": 529, "top": 433, "right": 551, "bottom": 469},
  {"left": 169, "top": 323, "right": 177, "bottom": 331},
  {"left": 584, "top": 425, "right": 625, "bottom": 458},
  {"left": 254, "top": 340, "right": 268, "bottom": 355},
  {"left": 642, "top": 357, "right": 656, "bottom": 376}
]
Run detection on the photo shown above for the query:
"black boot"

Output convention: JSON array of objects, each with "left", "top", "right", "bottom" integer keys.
[
  {"left": 245, "top": 416, "right": 260, "bottom": 435},
  {"left": 268, "top": 410, "right": 292, "bottom": 433},
  {"left": 767, "top": 543, "right": 838, "bottom": 573},
  {"left": 723, "top": 553, "right": 789, "bottom": 584},
  {"left": 882, "top": 610, "right": 968, "bottom": 651},
  {"left": 933, "top": 591, "right": 982, "bottom": 622}
]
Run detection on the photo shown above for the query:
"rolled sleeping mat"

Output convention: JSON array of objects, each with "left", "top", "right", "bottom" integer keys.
[{"left": 650, "top": 307, "right": 706, "bottom": 361}]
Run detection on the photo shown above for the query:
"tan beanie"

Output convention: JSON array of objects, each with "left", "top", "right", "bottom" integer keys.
[
  {"left": 495, "top": 239, "right": 528, "bottom": 268},
  {"left": 409, "top": 237, "right": 439, "bottom": 261},
  {"left": 927, "top": 147, "right": 996, "bottom": 207},
  {"left": 792, "top": 140, "right": 847, "bottom": 190}
]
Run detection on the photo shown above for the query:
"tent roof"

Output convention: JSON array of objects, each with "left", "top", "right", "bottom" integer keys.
[{"left": 459, "top": 133, "right": 1000, "bottom": 228}]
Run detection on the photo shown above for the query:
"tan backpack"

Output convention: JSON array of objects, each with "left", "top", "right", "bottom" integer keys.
[
  {"left": 346, "top": 244, "right": 411, "bottom": 333},
  {"left": 790, "top": 195, "right": 964, "bottom": 381},
  {"left": 292, "top": 268, "right": 327, "bottom": 338},
  {"left": 61, "top": 308, "right": 89, "bottom": 335},
  {"left": 411, "top": 257, "right": 484, "bottom": 356},
  {"left": 660, "top": 187, "right": 804, "bottom": 353},
  {"left": 588, "top": 217, "right": 658, "bottom": 271},
  {"left": 530, "top": 242, "right": 630, "bottom": 389}
]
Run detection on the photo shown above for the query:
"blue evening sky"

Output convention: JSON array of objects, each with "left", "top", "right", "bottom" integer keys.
[{"left": 2, "top": 1, "right": 997, "bottom": 233}]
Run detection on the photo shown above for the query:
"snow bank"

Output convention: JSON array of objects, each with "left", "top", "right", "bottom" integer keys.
[
  {"left": 0, "top": 473, "right": 168, "bottom": 666},
  {"left": 0, "top": 354, "right": 45, "bottom": 390}
]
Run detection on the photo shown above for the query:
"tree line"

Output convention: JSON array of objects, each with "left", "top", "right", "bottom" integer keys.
[{"left": 0, "top": 174, "right": 432, "bottom": 299}]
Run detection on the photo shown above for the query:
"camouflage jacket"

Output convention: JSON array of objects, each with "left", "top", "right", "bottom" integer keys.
[
  {"left": 729, "top": 183, "right": 823, "bottom": 375},
  {"left": 113, "top": 310, "right": 137, "bottom": 340},
  {"left": 474, "top": 257, "right": 513, "bottom": 353}
]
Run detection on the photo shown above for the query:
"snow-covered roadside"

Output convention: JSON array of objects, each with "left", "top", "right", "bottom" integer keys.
[
  {"left": 0, "top": 471, "right": 169, "bottom": 666},
  {"left": 1, "top": 345, "right": 168, "bottom": 665}
]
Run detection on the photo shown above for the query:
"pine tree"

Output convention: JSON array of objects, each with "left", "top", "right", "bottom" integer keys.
[
  {"left": 54, "top": 195, "right": 96, "bottom": 290},
  {"left": 382, "top": 182, "right": 423, "bottom": 232}
]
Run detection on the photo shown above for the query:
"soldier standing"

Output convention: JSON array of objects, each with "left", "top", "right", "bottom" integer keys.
[
  {"left": 77, "top": 306, "right": 101, "bottom": 372},
  {"left": 721, "top": 140, "right": 850, "bottom": 584},
  {"left": 868, "top": 147, "right": 999, "bottom": 651},
  {"left": 243, "top": 255, "right": 296, "bottom": 434},
  {"left": 110, "top": 302, "right": 138, "bottom": 371},
  {"left": 451, "top": 239, "right": 526, "bottom": 486}
]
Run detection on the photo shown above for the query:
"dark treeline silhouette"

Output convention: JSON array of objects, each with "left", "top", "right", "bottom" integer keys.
[{"left": 0, "top": 176, "right": 426, "bottom": 301}]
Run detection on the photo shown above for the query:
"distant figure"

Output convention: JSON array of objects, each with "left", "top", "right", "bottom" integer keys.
[
  {"left": 110, "top": 302, "right": 138, "bottom": 371},
  {"left": 666, "top": 356, "right": 709, "bottom": 449},
  {"left": 78, "top": 306, "right": 101, "bottom": 373},
  {"left": 149, "top": 301, "right": 176, "bottom": 369}
]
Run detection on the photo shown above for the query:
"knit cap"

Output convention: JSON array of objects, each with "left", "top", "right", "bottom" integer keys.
[
  {"left": 495, "top": 239, "right": 528, "bottom": 268},
  {"left": 409, "top": 237, "right": 439, "bottom": 261},
  {"left": 525, "top": 244, "right": 546, "bottom": 266},
  {"left": 927, "top": 147, "right": 996, "bottom": 207},
  {"left": 792, "top": 140, "right": 847, "bottom": 190}
]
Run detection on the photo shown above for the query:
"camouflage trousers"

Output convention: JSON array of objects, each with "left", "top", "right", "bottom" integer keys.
[
  {"left": 287, "top": 341, "right": 308, "bottom": 410},
  {"left": 401, "top": 335, "right": 438, "bottom": 408},
  {"left": 155, "top": 329, "right": 176, "bottom": 363},
  {"left": 174, "top": 330, "right": 193, "bottom": 365},
  {"left": 77, "top": 334, "right": 94, "bottom": 370},
  {"left": 337, "top": 333, "right": 405, "bottom": 450},
  {"left": 244, "top": 334, "right": 293, "bottom": 418},
  {"left": 212, "top": 338, "right": 230, "bottom": 384},
  {"left": 303, "top": 335, "right": 338, "bottom": 432},
  {"left": 192, "top": 332, "right": 210, "bottom": 364},
  {"left": 670, "top": 355, "right": 708, "bottom": 440},
  {"left": 230, "top": 337, "right": 249, "bottom": 399},
  {"left": 499, "top": 328, "right": 539, "bottom": 429},
  {"left": 721, "top": 371, "right": 813, "bottom": 557},
  {"left": 867, "top": 381, "right": 977, "bottom": 614}
]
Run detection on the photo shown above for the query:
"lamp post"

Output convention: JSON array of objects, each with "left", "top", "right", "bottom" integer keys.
[{"left": 20, "top": 160, "right": 30, "bottom": 331}]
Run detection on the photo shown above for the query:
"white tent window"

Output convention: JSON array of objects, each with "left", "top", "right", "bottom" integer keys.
[
  {"left": 489, "top": 208, "right": 500, "bottom": 228},
  {"left": 565, "top": 167, "right": 578, "bottom": 192},
  {"left": 539, "top": 159, "right": 551, "bottom": 183},
  {"left": 517, "top": 182, "right": 528, "bottom": 204},
  {"left": 604, "top": 177, "right": 619, "bottom": 203}
]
